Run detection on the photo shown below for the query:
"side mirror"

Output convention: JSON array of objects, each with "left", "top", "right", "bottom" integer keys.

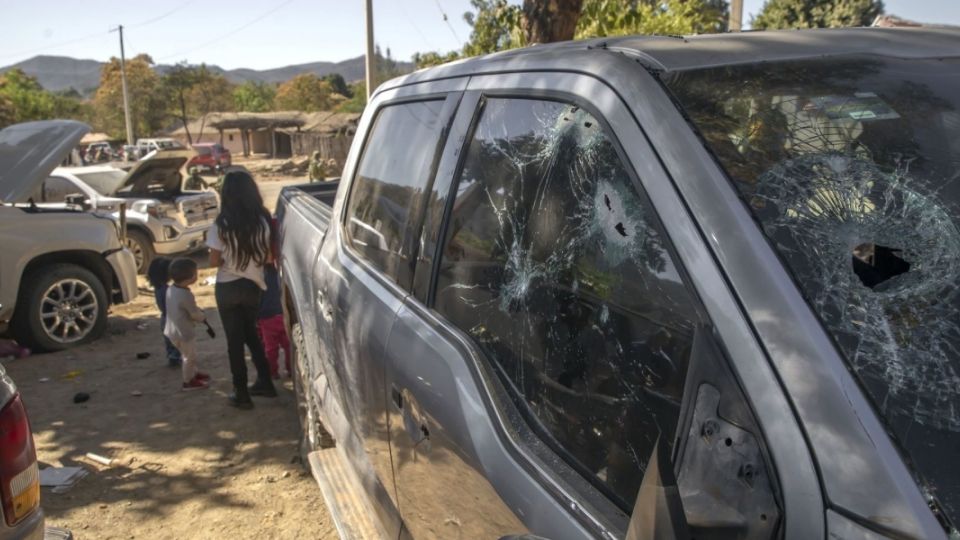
[
  {"left": 626, "top": 437, "right": 691, "bottom": 540},
  {"left": 65, "top": 194, "right": 91, "bottom": 210}
]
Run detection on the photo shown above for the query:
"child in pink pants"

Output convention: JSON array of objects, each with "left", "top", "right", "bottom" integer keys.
[{"left": 258, "top": 264, "right": 291, "bottom": 378}]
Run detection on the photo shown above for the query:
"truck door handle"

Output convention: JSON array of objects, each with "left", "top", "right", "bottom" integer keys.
[{"left": 392, "top": 385, "right": 431, "bottom": 452}]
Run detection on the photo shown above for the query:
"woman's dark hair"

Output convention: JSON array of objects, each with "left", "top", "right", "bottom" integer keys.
[
  {"left": 147, "top": 257, "right": 172, "bottom": 288},
  {"left": 215, "top": 170, "right": 272, "bottom": 271},
  {"left": 169, "top": 257, "right": 198, "bottom": 283}
]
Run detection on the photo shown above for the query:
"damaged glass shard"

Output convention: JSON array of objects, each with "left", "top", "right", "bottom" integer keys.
[{"left": 666, "top": 55, "right": 960, "bottom": 528}]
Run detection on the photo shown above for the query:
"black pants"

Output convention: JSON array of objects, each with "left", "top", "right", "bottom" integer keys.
[{"left": 215, "top": 278, "right": 274, "bottom": 397}]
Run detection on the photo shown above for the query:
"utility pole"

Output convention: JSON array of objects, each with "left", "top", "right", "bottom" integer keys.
[
  {"left": 112, "top": 25, "right": 135, "bottom": 145},
  {"left": 730, "top": 0, "right": 744, "bottom": 31},
  {"left": 364, "top": 0, "right": 375, "bottom": 99}
]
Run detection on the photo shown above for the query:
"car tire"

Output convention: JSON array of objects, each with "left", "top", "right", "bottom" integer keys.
[
  {"left": 291, "top": 323, "right": 334, "bottom": 469},
  {"left": 12, "top": 264, "right": 109, "bottom": 352},
  {"left": 125, "top": 229, "right": 154, "bottom": 275}
]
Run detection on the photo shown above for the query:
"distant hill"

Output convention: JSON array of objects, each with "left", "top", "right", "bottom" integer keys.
[
  {"left": 0, "top": 54, "right": 412, "bottom": 94},
  {"left": 1, "top": 55, "right": 104, "bottom": 94}
]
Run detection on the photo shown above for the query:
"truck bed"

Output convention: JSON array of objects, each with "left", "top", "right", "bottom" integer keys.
[{"left": 276, "top": 182, "right": 339, "bottom": 297}]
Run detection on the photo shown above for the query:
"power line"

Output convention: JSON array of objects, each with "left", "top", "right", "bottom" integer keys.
[
  {"left": 157, "top": 0, "right": 297, "bottom": 62},
  {"left": 0, "top": 1, "right": 194, "bottom": 63},
  {"left": 432, "top": 0, "right": 463, "bottom": 45},
  {"left": 128, "top": 0, "right": 198, "bottom": 29},
  {"left": 0, "top": 29, "right": 110, "bottom": 61},
  {"left": 397, "top": 3, "right": 435, "bottom": 50}
]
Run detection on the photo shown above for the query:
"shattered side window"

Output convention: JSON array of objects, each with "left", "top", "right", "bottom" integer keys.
[
  {"left": 434, "top": 98, "right": 700, "bottom": 509},
  {"left": 345, "top": 100, "right": 445, "bottom": 287},
  {"left": 665, "top": 56, "right": 960, "bottom": 526}
]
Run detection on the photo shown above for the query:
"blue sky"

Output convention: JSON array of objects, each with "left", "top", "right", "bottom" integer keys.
[{"left": 1, "top": 0, "right": 957, "bottom": 69}]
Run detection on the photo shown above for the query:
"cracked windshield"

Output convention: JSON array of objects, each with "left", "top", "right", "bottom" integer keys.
[{"left": 665, "top": 56, "right": 960, "bottom": 524}]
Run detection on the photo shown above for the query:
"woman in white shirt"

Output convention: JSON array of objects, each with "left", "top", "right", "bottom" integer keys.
[{"left": 207, "top": 169, "right": 276, "bottom": 409}]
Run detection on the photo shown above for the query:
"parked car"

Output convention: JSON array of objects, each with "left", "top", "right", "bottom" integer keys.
[
  {"left": 278, "top": 28, "right": 960, "bottom": 539},
  {"left": 83, "top": 142, "right": 113, "bottom": 163},
  {"left": 1, "top": 120, "right": 138, "bottom": 351},
  {"left": 120, "top": 144, "right": 139, "bottom": 162},
  {"left": 187, "top": 143, "right": 231, "bottom": 173},
  {"left": 39, "top": 155, "right": 220, "bottom": 274},
  {"left": 135, "top": 138, "right": 183, "bottom": 160},
  {"left": 0, "top": 362, "right": 43, "bottom": 540}
]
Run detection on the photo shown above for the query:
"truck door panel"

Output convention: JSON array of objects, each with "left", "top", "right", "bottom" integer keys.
[{"left": 321, "top": 90, "right": 465, "bottom": 534}]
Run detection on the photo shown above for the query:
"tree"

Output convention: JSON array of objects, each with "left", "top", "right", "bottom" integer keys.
[
  {"left": 275, "top": 74, "right": 342, "bottom": 111},
  {"left": 463, "top": 0, "right": 526, "bottom": 56},
  {"left": 0, "top": 69, "right": 89, "bottom": 128},
  {"left": 335, "top": 82, "right": 367, "bottom": 113},
  {"left": 52, "top": 89, "right": 92, "bottom": 123},
  {"left": 752, "top": 0, "right": 883, "bottom": 29},
  {"left": 162, "top": 64, "right": 234, "bottom": 144},
  {"left": 322, "top": 73, "right": 351, "bottom": 98},
  {"left": 413, "top": 50, "right": 463, "bottom": 69},
  {"left": 163, "top": 64, "right": 198, "bottom": 144},
  {"left": 93, "top": 54, "right": 166, "bottom": 140},
  {"left": 523, "top": 0, "right": 584, "bottom": 43},
  {"left": 233, "top": 81, "right": 276, "bottom": 112},
  {"left": 0, "top": 69, "right": 55, "bottom": 123},
  {"left": 374, "top": 45, "right": 406, "bottom": 88},
  {"left": 0, "top": 94, "right": 15, "bottom": 129},
  {"left": 577, "top": 0, "right": 728, "bottom": 37}
]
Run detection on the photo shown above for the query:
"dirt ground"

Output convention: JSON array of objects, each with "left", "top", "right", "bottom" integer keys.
[{"left": 0, "top": 175, "right": 337, "bottom": 540}]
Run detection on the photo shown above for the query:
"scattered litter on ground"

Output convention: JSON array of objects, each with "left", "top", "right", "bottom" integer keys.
[
  {"left": 130, "top": 390, "right": 143, "bottom": 397},
  {"left": 63, "top": 370, "right": 83, "bottom": 380},
  {"left": 73, "top": 392, "right": 90, "bottom": 403},
  {"left": 135, "top": 352, "right": 150, "bottom": 359},
  {"left": 40, "top": 466, "right": 89, "bottom": 493},
  {"left": 85, "top": 452, "right": 113, "bottom": 466},
  {"left": 39, "top": 377, "right": 50, "bottom": 383},
  {"left": 135, "top": 322, "right": 148, "bottom": 331}
]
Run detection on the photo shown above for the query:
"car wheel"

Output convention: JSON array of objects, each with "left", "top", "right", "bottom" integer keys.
[
  {"left": 125, "top": 229, "right": 154, "bottom": 274},
  {"left": 12, "top": 264, "right": 109, "bottom": 352}
]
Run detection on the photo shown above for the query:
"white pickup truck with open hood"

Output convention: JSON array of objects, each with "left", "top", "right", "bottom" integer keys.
[
  {"left": 0, "top": 120, "right": 138, "bottom": 351},
  {"left": 41, "top": 150, "right": 220, "bottom": 273}
]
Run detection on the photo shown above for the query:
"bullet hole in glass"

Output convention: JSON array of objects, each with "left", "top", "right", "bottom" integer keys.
[{"left": 852, "top": 242, "right": 911, "bottom": 289}]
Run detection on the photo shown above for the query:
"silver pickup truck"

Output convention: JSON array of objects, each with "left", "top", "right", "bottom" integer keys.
[
  {"left": 1, "top": 121, "right": 138, "bottom": 351},
  {"left": 42, "top": 151, "right": 220, "bottom": 273},
  {"left": 278, "top": 28, "right": 960, "bottom": 540}
]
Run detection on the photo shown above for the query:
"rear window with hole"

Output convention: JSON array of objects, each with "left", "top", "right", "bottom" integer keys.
[{"left": 665, "top": 56, "right": 960, "bottom": 526}]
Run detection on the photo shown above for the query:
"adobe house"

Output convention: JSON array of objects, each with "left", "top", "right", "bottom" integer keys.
[
  {"left": 284, "top": 112, "right": 360, "bottom": 166},
  {"left": 167, "top": 111, "right": 359, "bottom": 162}
]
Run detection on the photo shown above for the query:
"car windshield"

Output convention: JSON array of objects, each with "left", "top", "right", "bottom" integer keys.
[
  {"left": 74, "top": 169, "right": 128, "bottom": 196},
  {"left": 664, "top": 55, "right": 960, "bottom": 526}
]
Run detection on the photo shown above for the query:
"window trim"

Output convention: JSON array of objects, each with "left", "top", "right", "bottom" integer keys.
[
  {"left": 339, "top": 93, "right": 462, "bottom": 293},
  {"left": 422, "top": 88, "right": 720, "bottom": 531}
]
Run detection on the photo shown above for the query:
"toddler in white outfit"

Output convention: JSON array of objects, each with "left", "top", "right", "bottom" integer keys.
[{"left": 164, "top": 258, "right": 211, "bottom": 390}]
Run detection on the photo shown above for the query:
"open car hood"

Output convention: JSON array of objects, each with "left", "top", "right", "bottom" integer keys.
[
  {"left": 117, "top": 149, "right": 195, "bottom": 195},
  {"left": 0, "top": 120, "right": 90, "bottom": 203}
]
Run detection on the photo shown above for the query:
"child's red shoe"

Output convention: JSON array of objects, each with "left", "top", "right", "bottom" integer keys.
[
  {"left": 182, "top": 377, "right": 209, "bottom": 391},
  {"left": 195, "top": 372, "right": 211, "bottom": 381}
]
